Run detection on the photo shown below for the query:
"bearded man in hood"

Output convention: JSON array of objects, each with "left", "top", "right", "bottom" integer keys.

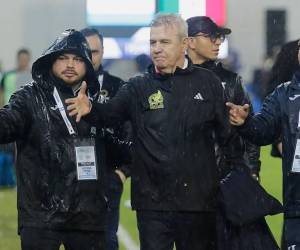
[{"left": 0, "top": 29, "right": 107, "bottom": 250}]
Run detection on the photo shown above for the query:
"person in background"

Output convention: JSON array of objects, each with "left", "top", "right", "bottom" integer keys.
[
  {"left": 0, "top": 48, "right": 32, "bottom": 106},
  {"left": 133, "top": 53, "right": 152, "bottom": 76},
  {"left": 0, "top": 49, "right": 31, "bottom": 188},
  {"left": 81, "top": 27, "right": 131, "bottom": 250},
  {"left": 265, "top": 39, "right": 300, "bottom": 98},
  {"left": 0, "top": 29, "right": 107, "bottom": 250},
  {"left": 186, "top": 16, "right": 260, "bottom": 180}
]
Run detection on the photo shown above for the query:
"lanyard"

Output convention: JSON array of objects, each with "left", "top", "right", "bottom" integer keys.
[
  {"left": 98, "top": 74, "right": 104, "bottom": 91},
  {"left": 53, "top": 87, "right": 76, "bottom": 135}
]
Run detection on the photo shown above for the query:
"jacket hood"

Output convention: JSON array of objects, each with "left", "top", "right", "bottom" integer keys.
[{"left": 32, "top": 29, "right": 96, "bottom": 86}]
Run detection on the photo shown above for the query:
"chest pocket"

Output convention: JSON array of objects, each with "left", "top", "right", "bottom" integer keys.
[{"left": 187, "top": 95, "right": 215, "bottom": 129}]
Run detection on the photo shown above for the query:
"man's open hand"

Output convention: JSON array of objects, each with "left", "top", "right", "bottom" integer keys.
[{"left": 66, "top": 81, "right": 91, "bottom": 122}]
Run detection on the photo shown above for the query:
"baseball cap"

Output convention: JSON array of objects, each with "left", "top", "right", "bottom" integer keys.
[{"left": 187, "top": 16, "right": 231, "bottom": 37}]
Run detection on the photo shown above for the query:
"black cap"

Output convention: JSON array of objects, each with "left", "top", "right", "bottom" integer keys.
[{"left": 187, "top": 16, "right": 231, "bottom": 37}]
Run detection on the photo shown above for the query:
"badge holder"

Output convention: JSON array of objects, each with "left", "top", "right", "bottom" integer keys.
[
  {"left": 291, "top": 112, "right": 300, "bottom": 173},
  {"left": 74, "top": 137, "right": 98, "bottom": 181}
]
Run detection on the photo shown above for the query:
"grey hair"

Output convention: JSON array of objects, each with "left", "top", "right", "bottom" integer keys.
[{"left": 150, "top": 13, "right": 188, "bottom": 38}]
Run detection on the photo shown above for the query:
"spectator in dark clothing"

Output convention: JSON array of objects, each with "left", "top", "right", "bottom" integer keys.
[
  {"left": 0, "top": 29, "right": 107, "bottom": 250},
  {"left": 266, "top": 39, "right": 300, "bottom": 97},
  {"left": 81, "top": 27, "right": 131, "bottom": 250},
  {"left": 66, "top": 13, "right": 244, "bottom": 250},
  {"left": 134, "top": 53, "right": 152, "bottom": 75},
  {"left": 186, "top": 16, "right": 261, "bottom": 179}
]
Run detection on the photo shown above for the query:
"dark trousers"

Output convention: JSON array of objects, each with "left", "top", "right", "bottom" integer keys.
[
  {"left": 105, "top": 173, "right": 124, "bottom": 250},
  {"left": 136, "top": 210, "right": 216, "bottom": 250},
  {"left": 20, "top": 227, "right": 105, "bottom": 250},
  {"left": 285, "top": 218, "right": 300, "bottom": 250}
]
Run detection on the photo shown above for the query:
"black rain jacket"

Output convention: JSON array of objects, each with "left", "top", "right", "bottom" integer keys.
[
  {"left": 96, "top": 69, "right": 132, "bottom": 178},
  {"left": 196, "top": 61, "right": 261, "bottom": 177},
  {"left": 0, "top": 30, "right": 107, "bottom": 232},
  {"left": 86, "top": 61, "right": 244, "bottom": 211},
  {"left": 239, "top": 71, "right": 300, "bottom": 218}
]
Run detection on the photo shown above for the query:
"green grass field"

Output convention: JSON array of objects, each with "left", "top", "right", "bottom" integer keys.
[{"left": 0, "top": 146, "right": 282, "bottom": 250}]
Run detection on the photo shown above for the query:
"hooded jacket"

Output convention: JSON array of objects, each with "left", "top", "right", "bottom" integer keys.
[
  {"left": 86, "top": 61, "right": 243, "bottom": 211},
  {"left": 0, "top": 30, "right": 107, "bottom": 231},
  {"left": 240, "top": 71, "right": 300, "bottom": 218}
]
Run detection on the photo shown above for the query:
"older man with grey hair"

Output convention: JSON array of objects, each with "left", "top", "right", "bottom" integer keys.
[{"left": 66, "top": 13, "right": 240, "bottom": 250}]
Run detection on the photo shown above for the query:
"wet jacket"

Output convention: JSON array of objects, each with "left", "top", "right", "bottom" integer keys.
[
  {"left": 0, "top": 30, "right": 107, "bottom": 231},
  {"left": 196, "top": 61, "right": 261, "bottom": 177},
  {"left": 96, "top": 69, "right": 131, "bottom": 178},
  {"left": 239, "top": 71, "right": 300, "bottom": 218},
  {"left": 86, "top": 61, "right": 242, "bottom": 211}
]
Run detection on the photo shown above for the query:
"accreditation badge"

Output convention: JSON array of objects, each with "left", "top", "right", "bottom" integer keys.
[
  {"left": 74, "top": 137, "right": 98, "bottom": 180},
  {"left": 291, "top": 139, "right": 300, "bottom": 173}
]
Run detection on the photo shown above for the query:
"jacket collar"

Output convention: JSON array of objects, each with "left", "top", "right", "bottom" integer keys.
[
  {"left": 194, "top": 60, "right": 222, "bottom": 71},
  {"left": 148, "top": 57, "right": 194, "bottom": 80},
  {"left": 95, "top": 65, "right": 104, "bottom": 78}
]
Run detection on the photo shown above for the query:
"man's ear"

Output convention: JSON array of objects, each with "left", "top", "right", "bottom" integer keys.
[
  {"left": 186, "top": 37, "right": 196, "bottom": 50},
  {"left": 181, "top": 37, "right": 190, "bottom": 53}
]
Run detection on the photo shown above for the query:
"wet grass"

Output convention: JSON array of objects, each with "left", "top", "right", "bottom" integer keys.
[
  {"left": 260, "top": 146, "right": 283, "bottom": 245},
  {"left": 0, "top": 187, "right": 19, "bottom": 250},
  {"left": 0, "top": 145, "right": 282, "bottom": 249}
]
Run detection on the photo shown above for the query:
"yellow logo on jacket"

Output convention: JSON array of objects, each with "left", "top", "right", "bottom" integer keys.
[{"left": 148, "top": 90, "right": 164, "bottom": 110}]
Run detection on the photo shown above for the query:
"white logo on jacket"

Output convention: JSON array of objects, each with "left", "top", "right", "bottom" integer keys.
[
  {"left": 289, "top": 94, "right": 300, "bottom": 101},
  {"left": 50, "top": 105, "right": 59, "bottom": 111},
  {"left": 221, "top": 82, "right": 226, "bottom": 89},
  {"left": 194, "top": 92, "right": 204, "bottom": 101},
  {"left": 288, "top": 245, "right": 296, "bottom": 250}
]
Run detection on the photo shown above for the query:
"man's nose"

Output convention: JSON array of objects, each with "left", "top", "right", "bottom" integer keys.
[
  {"left": 214, "top": 38, "right": 222, "bottom": 46},
  {"left": 66, "top": 59, "right": 75, "bottom": 67},
  {"left": 152, "top": 43, "right": 162, "bottom": 53}
]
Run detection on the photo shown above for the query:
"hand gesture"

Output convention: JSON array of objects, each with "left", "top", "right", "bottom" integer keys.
[
  {"left": 226, "top": 102, "right": 250, "bottom": 126},
  {"left": 65, "top": 81, "right": 91, "bottom": 122}
]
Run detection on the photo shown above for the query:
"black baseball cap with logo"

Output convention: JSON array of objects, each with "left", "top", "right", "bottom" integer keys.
[{"left": 186, "top": 16, "right": 231, "bottom": 37}]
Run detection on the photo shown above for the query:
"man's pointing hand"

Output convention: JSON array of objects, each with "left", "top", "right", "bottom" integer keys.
[{"left": 66, "top": 81, "right": 91, "bottom": 122}]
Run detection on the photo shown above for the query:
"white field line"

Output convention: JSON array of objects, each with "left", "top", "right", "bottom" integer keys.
[{"left": 117, "top": 224, "right": 139, "bottom": 250}]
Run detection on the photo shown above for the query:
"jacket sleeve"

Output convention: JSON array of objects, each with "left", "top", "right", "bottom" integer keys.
[
  {"left": 85, "top": 82, "right": 133, "bottom": 127},
  {"left": 233, "top": 76, "right": 261, "bottom": 175},
  {"left": 0, "top": 88, "right": 31, "bottom": 143},
  {"left": 104, "top": 121, "right": 133, "bottom": 177},
  {"left": 212, "top": 76, "right": 246, "bottom": 169},
  {"left": 117, "top": 120, "right": 133, "bottom": 177},
  {"left": 239, "top": 88, "right": 282, "bottom": 146}
]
